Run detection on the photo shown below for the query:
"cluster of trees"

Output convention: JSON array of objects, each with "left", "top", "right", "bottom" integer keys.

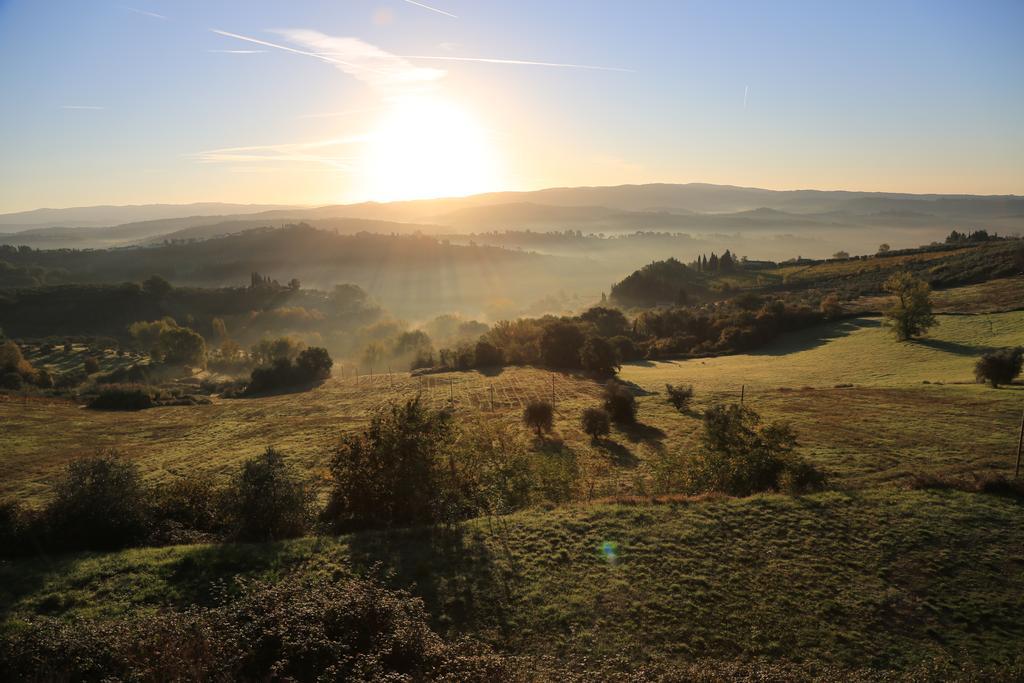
[
  {"left": 609, "top": 257, "right": 703, "bottom": 308},
  {"left": 689, "top": 249, "right": 738, "bottom": 273},
  {"left": 129, "top": 317, "right": 207, "bottom": 366},
  {"left": 945, "top": 229, "right": 999, "bottom": 244},
  {"left": 0, "top": 449, "right": 314, "bottom": 557},
  {"left": 246, "top": 346, "right": 333, "bottom": 394}
]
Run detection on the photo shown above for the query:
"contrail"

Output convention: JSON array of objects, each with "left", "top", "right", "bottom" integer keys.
[
  {"left": 123, "top": 6, "right": 167, "bottom": 20},
  {"left": 210, "top": 29, "right": 388, "bottom": 76},
  {"left": 400, "top": 54, "right": 633, "bottom": 72},
  {"left": 743, "top": 85, "right": 749, "bottom": 109},
  {"left": 400, "top": 0, "right": 457, "bottom": 18}
]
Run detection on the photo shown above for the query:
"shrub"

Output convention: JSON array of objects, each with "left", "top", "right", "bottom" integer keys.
[
  {"left": 665, "top": 383, "right": 694, "bottom": 411},
  {"left": 602, "top": 381, "right": 637, "bottom": 424},
  {"left": 0, "top": 573, "right": 491, "bottom": 682},
  {"left": 220, "top": 448, "right": 313, "bottom": 542},
  {"left": 147, "top": 474, "right": 223, "bottom": 544},
  {"left": 580, "top": 407, "right": 611, "bottom": 441},
  {"left": 523, "top": 400, "right": 554, "bottom": 436},
  {"left": 0, "top": 371, "right": 22, "bottom": 390},
  {"left": 246, "top": 347, "right": 333, "bottom": 394},
  {"left": 324, "top": 396, "right": 453, "bottom": 531},
  {"left": 46, "top": 451, "right": 150, "bottom": 551},
  {"left": 88, "top": 383, "right": 158, "bottom": 410},
  {"left": 820, "top": 292, "right": 843, "bottom": 319},
  {"left": 974, "top": 347, "right": 1023, "bottom": 387},
  {"left": 83, "top": 356, "right": 101, "bottom": 374},
  {"left": 685, "top": 404, "right": 825, "bottom": 496}
]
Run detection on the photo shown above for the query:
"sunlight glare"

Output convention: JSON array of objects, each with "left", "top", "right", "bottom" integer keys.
[{"left": 359, "top": 96, "right": 502, "bottom": 202}]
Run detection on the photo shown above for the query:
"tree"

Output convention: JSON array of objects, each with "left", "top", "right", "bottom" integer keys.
[
  {"left": 220, "top": 448, "right": 313, "bottom": 541},
  {"left": 580, "top": 407, "right": 611, "bottom": 442},
  {"left": 141, "top": 274, "right": 172, "bottom": 299},
  {"left": 160, "top": 326, "right": 207, "bottom": 367},
  {"left": 883, "top": 272, "right": 936, "bottom": 341},
  {"left": 295, "top": 346, "right": 333, "bottom": 381},
  {"left": 47, "top": 451, "right": 149, "bottom": 551},
  {"left": 878, "top": 243, "right": 891, "bottom": 254},
  {"left": 324, "top": 396, "right": 452, "bottom": 531},
  {"left": 211, "top": 318, "right": 229, "bottom": 344},
  {"left": 974, "top": 347, "right": 1023, "bottom": 388},
  {"left": 602, "top": 381, "right": 637, "bottom": 424},
  {"left": 540, "top": 321, "right": 585, "bottom": 369},
  {"left": 579, "top": 337, "right": 620, "bottom": 377},
  {"left": 523, "top": 400, "right": 554, "bottom": 436},
  {"left": 473, "top": 339, "right": 503, "bottom": 367},
  {"left": 832, "top": 251, "right": 850, "bottom": 259},
  {"left": 579, "top": 306, "right": 629, "bottom": 337}
]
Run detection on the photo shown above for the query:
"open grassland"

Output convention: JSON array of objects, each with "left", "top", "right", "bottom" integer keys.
[
  {"left": 854, "top": 274, "right": 1024, "bottom": 314},
  {"left": 3, "top": 311, "right": 1023, "bottom": 503},
  {"left": 2, "top": 489, "right": 1022, "bottom": 670}
]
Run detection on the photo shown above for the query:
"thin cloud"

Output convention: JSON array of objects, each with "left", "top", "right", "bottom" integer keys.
[
  {"left": 400, "top": 54, "right": 633, "bottom": 73},
  {"left": 61, "top": 105, "right": 105, "bottom": 110},
  {"left": 123, "top": 6, "right": 167, "bottom": 20},
  {"left": 193, "top": 135, "right": 369, "bottom": 169},
  {"left": 297, "top": 106, "right": 382, "bottom": 120},
  {"left": 212, "top": 29, "right": 445, "bottom": 95},
  {"left": 400, "top": 0, "right": 457, "bottom": 19}
]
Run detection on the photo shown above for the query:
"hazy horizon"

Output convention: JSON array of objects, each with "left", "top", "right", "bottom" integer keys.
[{"left": 2, "top": 0, "right": 1022, "bottom": 213}]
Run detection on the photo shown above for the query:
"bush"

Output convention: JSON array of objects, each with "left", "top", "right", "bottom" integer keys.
[
  {"left": 246, "top": 347, "right": 333, "bottom": 394},
  {"left": 975, "top": 347, "right": 1023, "bottom": 387},
  {"left": 602, "top": 381, "right": 637, "bottom": 424},
  {"left": 46, "top": 451, "right": 150, "bottom": 551},
  {"left": 147, "top": 474, "right": 223, "bottom": 544},
  {"left": 0, "top": 573, "right": 498, "bottom": 682},
  {"left": 324, "top": 396, "right": 453, "bottom": 531},
  {"left": 580, "top": 407, "right": 611, "bottom": 441},
  {"left": 0, "top": 371, "right": 22, "bottom": 390},
  {"left": 685, "top": 404, "right": 825, "bottom": 496},
  {"left": 88, "top": 383, "right": 158, "bottom": 410},
  {"left": 83, "top": 356, "right": 101, "bottom": 374},
  {"left": 220, "top": 448, "right": 313, "bottom": 542},
  {"left": 665, "top": 383, "right": 694, "bottom": 411},
  {"left": 523, "top": 400, "right": 554, "bottom": 436}
]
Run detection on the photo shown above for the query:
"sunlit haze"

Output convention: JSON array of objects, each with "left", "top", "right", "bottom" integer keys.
[{"left": 1, "top": 0, "right": 1022, "bottom": 211}]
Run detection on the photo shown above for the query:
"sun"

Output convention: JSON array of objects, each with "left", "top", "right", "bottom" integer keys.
[{"left": 358, "top": 96, "right": 503, "bottom": 202}]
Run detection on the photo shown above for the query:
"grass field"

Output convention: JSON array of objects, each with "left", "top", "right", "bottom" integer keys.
[
  {"left": 3, "top": 311, "right": 1022, "bottom": 503},
  {"left": 2, "top": 489, "right": 1022, "bottom": 670}
]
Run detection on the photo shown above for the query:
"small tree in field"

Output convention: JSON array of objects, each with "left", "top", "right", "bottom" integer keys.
[
  {"left": 665, "top": 383, "right": 694, "bottom": 412},
  {"left": 603, "top": 381, "right": 637, "bottom": 424},
  {"left": 975, "top": 347, "right": 1023, "bottom": 388},
  {"left": 883, "top": 272, "right": 936, "bottom": 341},
  {"left": 523, "top": 400, "right": 554, "bottom": 436},
  {"left": 580, "top": 407, "right": 611, "bottom": 442}
]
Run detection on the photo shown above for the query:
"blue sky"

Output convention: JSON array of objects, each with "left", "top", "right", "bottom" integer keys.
[{"left": 0, "top": 0, "right": 1021, "bottom": 211}]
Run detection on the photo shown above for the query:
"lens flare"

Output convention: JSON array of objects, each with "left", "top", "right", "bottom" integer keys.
[{"left": 600, "top": 540, "right": 619, "bottom": 564}]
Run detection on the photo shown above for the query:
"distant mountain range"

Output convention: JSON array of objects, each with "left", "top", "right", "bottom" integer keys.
[{"left": 1, "top": 183, "right": 1021, "bottom": 250}]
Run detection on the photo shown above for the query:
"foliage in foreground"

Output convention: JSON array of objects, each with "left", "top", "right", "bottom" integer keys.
[
  {"left": 0, "top": 572, "right": 509, "bottom": 682},
  {"left": 685, "top": 404, "right": 827, "bottom": 496}
]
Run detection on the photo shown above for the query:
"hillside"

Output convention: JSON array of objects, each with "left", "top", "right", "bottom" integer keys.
[
  {"left": 3, "top": 489, "right": 1022, "bottom": 672},
  {"left": 4, "top": 310, "right": 1022, "bottom": 503}
]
